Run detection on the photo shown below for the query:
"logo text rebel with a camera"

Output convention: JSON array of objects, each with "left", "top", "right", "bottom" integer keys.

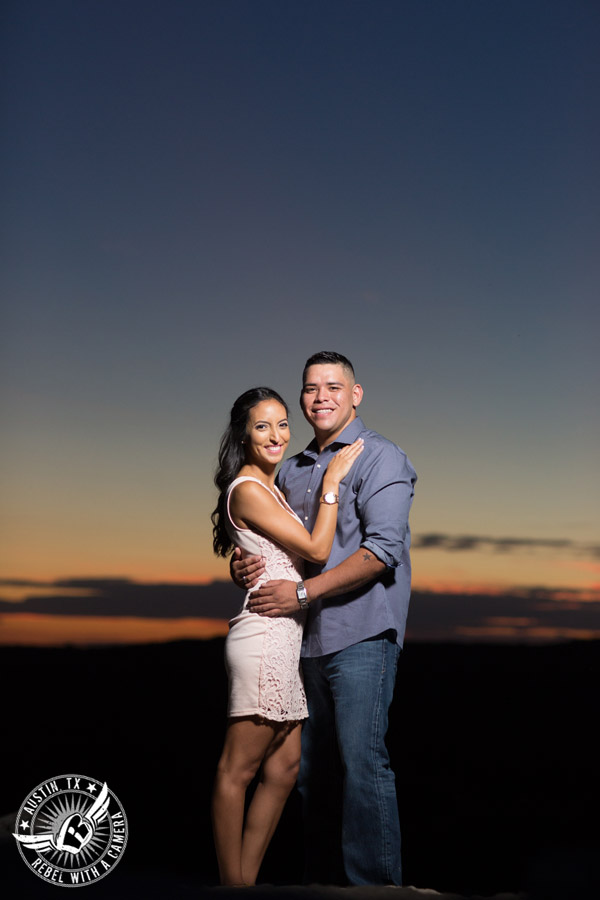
[{"left": 13, "top": 774, "right": 128, "bottom": 887}]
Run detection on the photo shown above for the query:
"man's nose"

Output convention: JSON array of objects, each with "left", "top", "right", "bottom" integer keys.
[{"left": 316, "top": 387, "right": 329, "bottom": 402}]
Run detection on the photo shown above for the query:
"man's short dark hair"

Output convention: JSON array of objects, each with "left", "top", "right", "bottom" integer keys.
[{"left": 302, "top": 351, "right": 356, "bottom": 384}]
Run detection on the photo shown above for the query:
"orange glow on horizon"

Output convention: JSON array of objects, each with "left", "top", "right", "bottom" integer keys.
[
  {"left": 0, "top": 613, "right": 229, "bottom": 646},
  {"left": 412, "top": 576, "right": 514, "bottom": 595},
  {"left": 455, "top": 625, "right": 600, "bottom": 642},
  {"left": 3, "top": 610, "right": 598, "bottom": 648}
]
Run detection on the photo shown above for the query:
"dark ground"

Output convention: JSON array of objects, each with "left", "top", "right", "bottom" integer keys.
[{"left": 1, "top": 639, "right": 598, "bottom": 899}]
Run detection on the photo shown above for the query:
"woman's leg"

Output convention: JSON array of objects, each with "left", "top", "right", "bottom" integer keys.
[
  {"left": 240, "top": 722, "right": 302, "bottom": 885},
  {"left": 212, "top": 717, "right": 282, "bottom": 885}
]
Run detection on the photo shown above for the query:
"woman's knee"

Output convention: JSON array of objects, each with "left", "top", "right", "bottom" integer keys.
[
  {"left": 264, "top": 749, "right": 301, "bottom": 791},
  {"left": 216, "top": 753, "right": 261, "bottom": 790}
]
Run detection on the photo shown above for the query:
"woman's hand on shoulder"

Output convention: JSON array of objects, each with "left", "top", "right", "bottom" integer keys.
[{"left": 323, "top": 438, "right": 364, "bottom": 488}]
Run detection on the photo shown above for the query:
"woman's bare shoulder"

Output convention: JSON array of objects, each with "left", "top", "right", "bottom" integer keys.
[{"left": 229, "top": 479, "right": 275, "bottom": 503}]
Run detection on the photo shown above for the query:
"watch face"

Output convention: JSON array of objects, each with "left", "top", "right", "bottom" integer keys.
[
  {"left": 296, "top": 583, "right": 308, "bottom": 607},
  {"left": 323, "top": 492, "right": 338, "bottom": 505}
]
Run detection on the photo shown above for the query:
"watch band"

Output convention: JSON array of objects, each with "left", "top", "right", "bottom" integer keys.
[{"left": 296, "top": 581, "right": 309, "bottom": 609}]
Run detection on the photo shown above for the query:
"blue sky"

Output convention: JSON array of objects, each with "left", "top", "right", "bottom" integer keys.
[{"left": 1, "top": 1, "right": 599, "bottom": 642}]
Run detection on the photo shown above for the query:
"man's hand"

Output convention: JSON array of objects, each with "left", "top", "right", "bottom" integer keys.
[
  {"left": 247, "top": 580, "right": 299, "bottom": 617},
  {"left": 230, "top": 547, "right": 266, "bottom": 590}
]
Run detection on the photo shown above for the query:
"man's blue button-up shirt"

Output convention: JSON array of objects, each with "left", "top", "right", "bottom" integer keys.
[{"left": 277, "top": 416, "right": 417, "bottom": 657}]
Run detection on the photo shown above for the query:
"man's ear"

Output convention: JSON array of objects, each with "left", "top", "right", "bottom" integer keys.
[{"left": 352, "top": 383, "right": 363, "bottom": 409}]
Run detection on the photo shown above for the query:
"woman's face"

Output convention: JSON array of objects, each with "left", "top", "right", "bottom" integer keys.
[{"left": 244, "top": 399, "right": 290, "bottom": 468}]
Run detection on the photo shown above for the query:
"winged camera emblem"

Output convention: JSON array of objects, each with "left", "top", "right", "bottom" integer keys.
[{"left": 14, "top": 782, "right": 110, "bottom": 855}]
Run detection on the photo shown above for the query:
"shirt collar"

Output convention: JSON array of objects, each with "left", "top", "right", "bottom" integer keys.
[{"left": 301, "top": 416, "right": 366, "bottom": 458}]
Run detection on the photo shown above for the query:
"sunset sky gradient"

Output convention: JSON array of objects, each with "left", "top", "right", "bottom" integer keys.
[{"left": 1, "top": 0, "right": 599, "bottom": 645}]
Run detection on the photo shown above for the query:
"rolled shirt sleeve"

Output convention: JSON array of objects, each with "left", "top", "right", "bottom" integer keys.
[{"left": 357, "top": 442, "right": 416, "bottom": 569}]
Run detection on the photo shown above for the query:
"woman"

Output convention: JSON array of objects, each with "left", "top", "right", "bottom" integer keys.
[{"left": 211, "top": 386, "right": 363, "bottom": 886}]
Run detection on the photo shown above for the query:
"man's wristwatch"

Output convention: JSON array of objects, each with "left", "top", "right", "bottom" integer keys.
[
  {"left": 296, "top": 581, "right": 309, "bottom": 610},
  {"left": 320, "top": 491, "right": 339, "bottom": 505}
]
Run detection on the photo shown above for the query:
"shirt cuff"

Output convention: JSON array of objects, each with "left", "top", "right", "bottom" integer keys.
[{"left": 361, "top": 540, "right": 398, "bottom": 569}]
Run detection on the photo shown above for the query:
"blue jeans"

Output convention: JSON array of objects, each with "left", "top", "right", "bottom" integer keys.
[{"left": 298, "top": 633, "right": 402, "bottom": 885}]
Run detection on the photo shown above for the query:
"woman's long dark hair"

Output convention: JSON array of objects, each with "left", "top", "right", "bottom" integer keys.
[{"left": 211, "top": 387, "right": 289, "bottom": 557}]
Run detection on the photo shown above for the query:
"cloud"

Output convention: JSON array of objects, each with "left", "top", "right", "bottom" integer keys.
[
  {"left": 1, "top": 577, "right": 600, "bottom": 644},
  {"left": 404, "top": 587, "right": 600, "bottom": 642},
  {"left": 414, "top": 533, "right": 600, "bottom": 557},
  {"left": 0, "top": 577, "right": 242, "bottom": 620}
]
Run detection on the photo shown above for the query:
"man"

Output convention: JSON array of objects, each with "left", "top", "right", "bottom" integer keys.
[{"left": 234, "top": 351, "right": 416, "bottom": 885}]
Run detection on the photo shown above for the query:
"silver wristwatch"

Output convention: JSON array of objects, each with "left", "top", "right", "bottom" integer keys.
[
  {"left": 320, "top": 491, "right": 339, "bottom": 505},
  {"left": 296, "top": 581, "right": 309, "bottom": 609}
]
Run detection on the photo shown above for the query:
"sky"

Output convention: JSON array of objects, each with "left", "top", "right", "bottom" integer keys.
[{"left": 1, "top": 0, "right": 599, "bottom": 645}]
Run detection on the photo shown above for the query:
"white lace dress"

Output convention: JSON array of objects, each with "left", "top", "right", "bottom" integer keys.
[{"left": 224, "top": 476, "right": 308, "bottom": 722}]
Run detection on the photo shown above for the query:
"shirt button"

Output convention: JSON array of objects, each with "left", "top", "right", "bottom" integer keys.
[
  {"left": 307, "top": 488, "right": 311, "bottom": 493},
  {"left": 305, "top": 516, "right": 308, "bottom": 521},
  {"left": 316, "top": 464, "right": 321, "bottom": 468}
]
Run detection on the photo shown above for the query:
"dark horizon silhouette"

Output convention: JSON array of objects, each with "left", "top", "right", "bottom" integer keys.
[{"left": 2, "top": 576, "right": 599, "bottom": 645}]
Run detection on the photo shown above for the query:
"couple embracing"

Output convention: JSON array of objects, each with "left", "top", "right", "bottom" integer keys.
[{"left": 211, "top": 351, "right": 417, "bottom": 887}]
